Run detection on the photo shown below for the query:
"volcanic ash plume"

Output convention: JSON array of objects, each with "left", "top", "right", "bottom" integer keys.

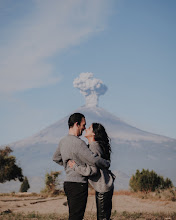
[{"left": 73, "top": 72, "right": 107, "bottom": 107}]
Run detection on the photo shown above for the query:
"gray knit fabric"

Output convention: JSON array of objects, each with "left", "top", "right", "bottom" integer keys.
[
  {"left": 73, "top": 141, "right": 115, "bottom": 193},
  {"left": 53, "top": 134, "right": 110, "bottom": 183}
]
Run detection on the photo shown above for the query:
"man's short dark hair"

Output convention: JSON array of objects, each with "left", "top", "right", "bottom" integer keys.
[{"left": 68, "top": 113, "right": 85, "bottom": 128}]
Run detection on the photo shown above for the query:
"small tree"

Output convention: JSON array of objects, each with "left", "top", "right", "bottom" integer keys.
[
  {"left": 0, "top": 146, "right": 23, "bottom": 183},
  {"left": 19, "top": 176, "right": 30, "bottom": 192},
  {"left": 42, "top": 171, "right": 61, "bottom": 194},
  {"left": 129, "top": 169, "right": 173, "bottom": 192}
]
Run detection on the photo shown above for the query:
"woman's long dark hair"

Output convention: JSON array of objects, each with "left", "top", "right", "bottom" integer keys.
[{"left": 92, "top": 123, "right": 111, "bottom": 161}]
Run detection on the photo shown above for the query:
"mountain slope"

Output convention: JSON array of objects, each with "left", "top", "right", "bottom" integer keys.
[
  {"left": 12, "top": 106, "right": 172, "bottom": 148},
  {"left": 1, "top": 106, "right": 176, "bottom": 192}
]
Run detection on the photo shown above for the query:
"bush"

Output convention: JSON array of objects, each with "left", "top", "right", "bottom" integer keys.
[
  {"left": 41, "top": 171, "right": 62, "bottom": 195},
  {"left": 19, "top": 176, "right": 30, "bottom": 192},
  {"left": 129, "top": 169, "right": 173, "bottom": 192}
]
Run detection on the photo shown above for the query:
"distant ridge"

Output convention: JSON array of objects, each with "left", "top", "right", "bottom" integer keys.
[
  {"left": 12, "top": 106, "right": 173, "bottom": 148},
  {"left": 1, "top": 106, "right": 176, "bottom": 193}
]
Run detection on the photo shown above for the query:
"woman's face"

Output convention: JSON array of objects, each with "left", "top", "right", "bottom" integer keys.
[{"left": 84, "top": 124, "right": 95, "bottom": 139}]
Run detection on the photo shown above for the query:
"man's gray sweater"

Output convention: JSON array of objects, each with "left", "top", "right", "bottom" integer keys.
[{"left": 53, "top": 134, "right": 110, "bottom": 183}]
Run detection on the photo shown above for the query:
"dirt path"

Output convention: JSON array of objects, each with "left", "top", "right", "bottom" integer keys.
[{"left": 0, "top": 195, "right": 175, "bottom": 215}]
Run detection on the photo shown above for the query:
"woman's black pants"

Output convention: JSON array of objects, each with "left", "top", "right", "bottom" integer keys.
[
  {"left": 64, "top": 182, "right": 88, "bottom": 220},
  {"left": 95, "top": 187, "right": 114, "bottom": 220}
]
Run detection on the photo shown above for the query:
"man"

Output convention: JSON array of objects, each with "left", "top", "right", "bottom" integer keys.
[{"left": 53, "top": 113, "right": 109, "bottom": 220}]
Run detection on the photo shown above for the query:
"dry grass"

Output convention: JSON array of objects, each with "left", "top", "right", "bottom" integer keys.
[
  {"left": 130, "top": 188, "right": 176, "bottom": 202},
  {"left": 0, "top": 192, "right": 176, "bottom": 219},
  {"left": 1, "top": 188, "right": 176, "bottom": 201},
  {"left": 89, "top": 190, "right": 133, "bottom": 196},
  {"left": 0, "top": 192, "right": 39, "bottom": 198},
  {"left": 0, "top": 211, "right": 176, "bottom": 220},
  {"left": 0, "top": 190, "right": 65, "bottom": 198},
  {"left": 99, "top": 188, "right": 176, "bottom": 202},
  {"left": 89, "top": 188, "right": 176, "bottom": 202},
  {"left": 113, "top": 190, "right": 133, "bottom": 196},
  {"left": 2, "top": 188, "right": 175, "bottom": 201},
  {"left": 88, "top": 189, "right": 95, "bottom": 195}
]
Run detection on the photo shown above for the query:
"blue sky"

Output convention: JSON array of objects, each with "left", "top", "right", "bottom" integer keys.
[{"left": 0, "top": 0, "right": 176, "bottom": 145}]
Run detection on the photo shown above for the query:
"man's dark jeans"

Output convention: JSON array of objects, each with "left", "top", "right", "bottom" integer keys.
[{"left": 64, "top": 182, "right": 88, "bottom": 220}]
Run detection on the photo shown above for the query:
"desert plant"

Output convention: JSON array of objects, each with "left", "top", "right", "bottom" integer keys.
[
  {"left": 129, "top": 169, "right": 173, "bottom": 192},
  {"left": 19, "top": 176, "right": 30, "bottom": 192},
  {"left": 41, "top": 171, "right": 62, "bottom": 194}
]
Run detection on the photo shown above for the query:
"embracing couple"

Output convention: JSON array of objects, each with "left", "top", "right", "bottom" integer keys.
[{"left": 53, "top": 113, "right": 115, "bottom": 220}]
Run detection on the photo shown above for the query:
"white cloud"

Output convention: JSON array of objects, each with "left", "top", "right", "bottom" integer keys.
[
  {"left": 73, "top": 72, "right": 108, "bottom": 107},
  {"left": 0, "top": 0, "right": 109, "bottom": 94}
]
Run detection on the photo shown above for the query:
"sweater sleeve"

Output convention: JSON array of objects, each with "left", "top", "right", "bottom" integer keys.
[
  {"left": 53, "top": 144, "right": 63, "bottom": 166},
  {"left": 74, "top": 141, "right": 110, "bottom": 169},
  {"left": 73, "top": 163, "right": 98, "bottom": 176}
]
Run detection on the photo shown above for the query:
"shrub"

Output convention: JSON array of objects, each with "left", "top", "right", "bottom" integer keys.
[
  {"left": 129, "top": 169, "right": 173, "bottom": 192},
  {"left": 41, "top": 171, "right": 62, "bottom": 195},
  {"left": 19, "top": 176, "right": 30, "bottom": 192}
]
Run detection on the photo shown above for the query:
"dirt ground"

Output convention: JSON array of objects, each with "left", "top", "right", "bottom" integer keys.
[{"left": 0, "top": 194, "right": 176, "bottom": 215}]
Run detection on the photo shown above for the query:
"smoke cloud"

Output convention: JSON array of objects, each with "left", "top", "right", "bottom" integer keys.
[{"left": 73, "top": 72, "right": 107, "bottom": 107}]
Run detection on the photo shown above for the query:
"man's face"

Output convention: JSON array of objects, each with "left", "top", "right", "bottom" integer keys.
[{"left": 77, "top": 117, "right": 86, "bottom": 136}]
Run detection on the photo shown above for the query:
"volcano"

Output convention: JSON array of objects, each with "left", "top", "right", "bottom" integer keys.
[
  {"left": 1, "top": 105, "right": 176, "bottom": 193},
  {"left": 1, "top": 73, "right": 176, "bottom": 192}
]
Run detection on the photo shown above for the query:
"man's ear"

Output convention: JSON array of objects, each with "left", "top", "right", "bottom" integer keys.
[{"left": 75, "top": 122, "right": 79, "bottom": 127}]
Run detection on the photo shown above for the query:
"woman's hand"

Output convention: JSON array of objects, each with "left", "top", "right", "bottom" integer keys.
[{"left": 68, "top": 160, "right": 76, "bottom": 168}]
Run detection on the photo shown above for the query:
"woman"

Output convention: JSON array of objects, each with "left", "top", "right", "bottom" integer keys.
[{"left": 68, "top": 123, "right": 115, "bottom": 220}]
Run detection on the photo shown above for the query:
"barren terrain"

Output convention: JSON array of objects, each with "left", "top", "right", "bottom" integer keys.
[{"left": 0, "top": 193, "right": 176, "bottom": 217}]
